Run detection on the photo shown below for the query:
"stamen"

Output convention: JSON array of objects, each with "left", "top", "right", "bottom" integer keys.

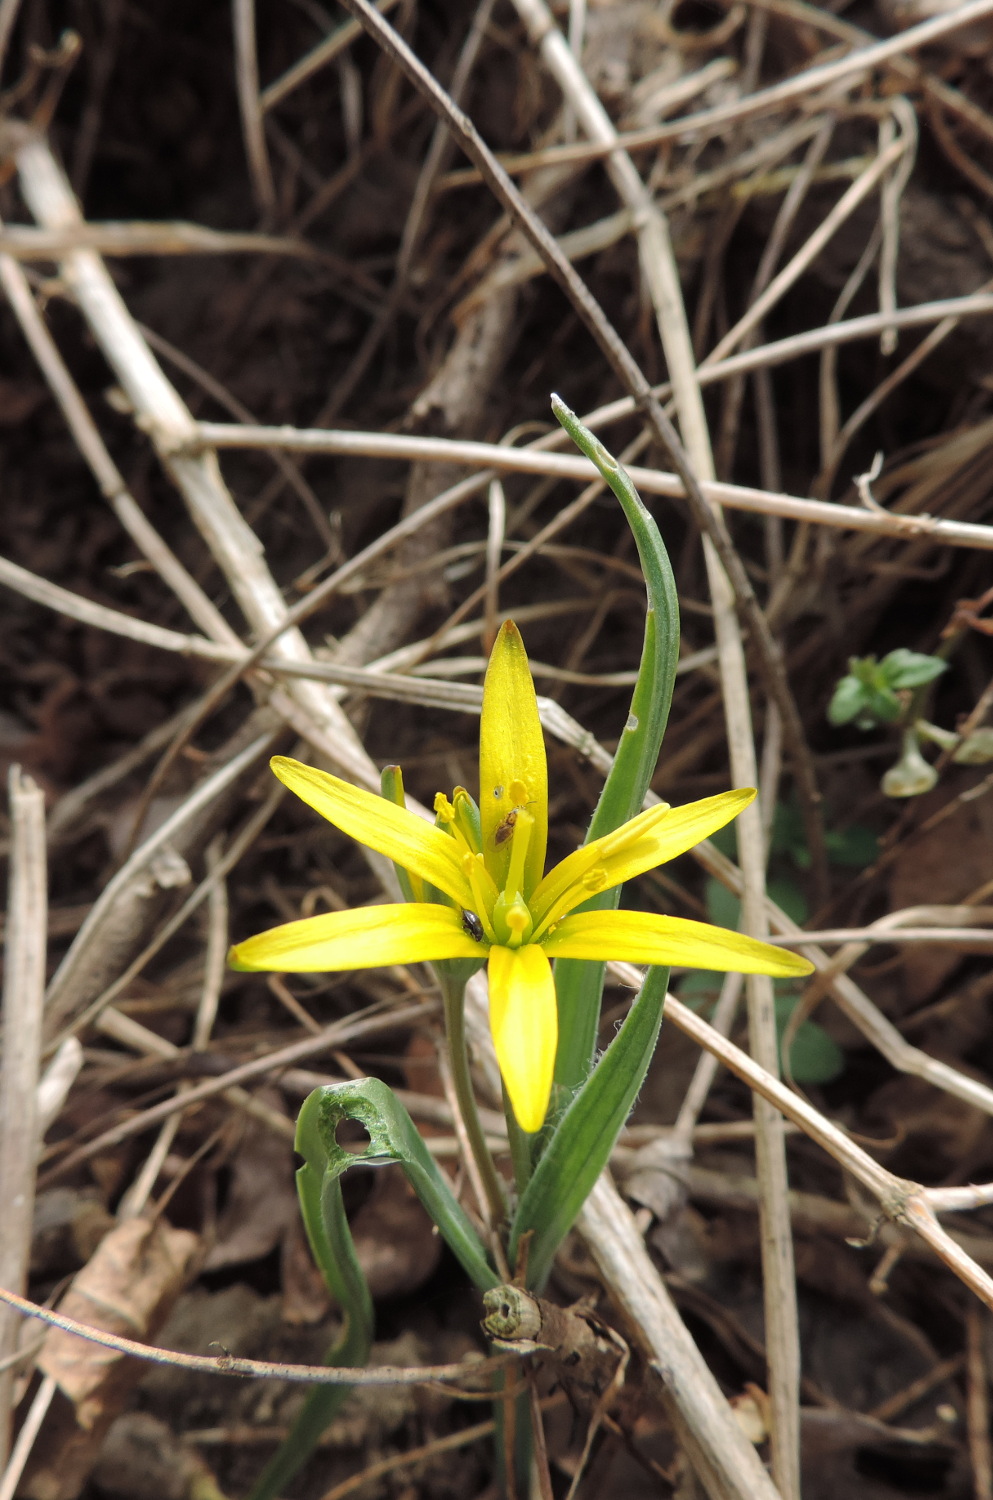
[
  {"left": 462, "top": 853, "right": 498, "bottom": 941},
  {"left": 434, "top": 792, "right": 455, "bottom": 823},
  {"left": 436, "top": 791, "right": 473, "bottom": 857}
]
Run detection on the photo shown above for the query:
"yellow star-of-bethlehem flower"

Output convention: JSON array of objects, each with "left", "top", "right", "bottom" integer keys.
[{"left": 229, "top": 621, "right": 813, "bottom": 1133}]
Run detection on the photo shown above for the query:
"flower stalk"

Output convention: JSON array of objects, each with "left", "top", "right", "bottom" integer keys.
[{"left": 437, "top": 968, "right": 506, "bottom": 1226}]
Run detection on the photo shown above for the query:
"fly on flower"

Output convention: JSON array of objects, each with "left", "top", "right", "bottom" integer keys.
[{"left": 229, "top": 622, "right": 813, "bottom": 1133}]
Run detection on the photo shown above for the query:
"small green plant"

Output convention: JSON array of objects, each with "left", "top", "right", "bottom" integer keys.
[
  {"left": 827, "top": 649, "right": 947, "bottom": 731},
  {"left": 225, "top": 400, "right": 813, "bottom": 1500},
  {"left": 828, "top": 649, "right": 993, "bottom": 797}
]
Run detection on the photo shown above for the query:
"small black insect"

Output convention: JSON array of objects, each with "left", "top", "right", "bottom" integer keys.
[{"left": 461, "top": 909, "right": 485, "bottom": 942}]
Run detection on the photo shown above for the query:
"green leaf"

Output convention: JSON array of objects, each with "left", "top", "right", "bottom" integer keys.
[
  {"left": 824, "top": 822, "right": 878, "bottom": 867},
  {"left": 880, "top": 649, "right": 948, "bottom": 690},
  {"left": 302, "top": 1078, "right": 499, "bottom": 1292},
  {"left": 510, "top": 965, "right": 669, "bottom": 1290},
  {"left": 247, "top": 1089, "right": 376, "bottom": 1500},
  {"left": 249, "top": 1079, "right": 497, "bottom": 1500},
  {"left": 705, "top": 876, "right": 740, "bottom": 931},
  {"left": 549, "top": 397, "right": 679, "bottom": 1096},
  {"left": 675, "top": 970, "right": 725, "bottom": 1010},
  {"left": 865, "top": 686, "right": 902, "bottom": 724},
  {"left": 827, "top": 675, "right": 870, "bottom": 726},
  {"left": 776, "top": 995, "right": 845, "bottom": 1083},
  {"left": 767, "top": 877, "right": 808, "bottom": 927},
  {"left": 380, "top": 765, "right": 420, "bottom": 903}
]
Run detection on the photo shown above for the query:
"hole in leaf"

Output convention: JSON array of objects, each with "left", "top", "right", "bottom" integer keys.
[{"left": 334, "top": 1117, "right": 372, "bottom": 1155}]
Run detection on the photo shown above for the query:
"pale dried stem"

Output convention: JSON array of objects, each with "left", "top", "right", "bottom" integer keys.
[
  {"left": 232, "top": 0, "right": 276, "bottom": 215},
  {"left": 703, "top": 132, "right": 910, "bottom": 369},
  {"left": 967, "top": 1304, "right": 993, "bottom": 1500},
  {"left": 671, "top": 972, "right": 745, "bottom": 1149},
  {"left": 466, "top": 0, "right": 993, "bottom": 173},
  {"left": 0, "top": 769, "right": 47, "bottom": 1467},
  {"left": 44, "top": 732, "right": 275, "bottom": 1037},
  {"left": 259, "top": 0, "right": 402, "bottom": 112},
  {"left": 816, "top": 286, "right": 993, "bottom": 497},
  {"left": 0, "top": 0, "right": 21, "bottom": 78},
  {"left": 0, "top": 223, "right": 309, "bottom": 257},
  {"left": 0, "top": 244, "right": 239, "bottom": 647},
  {"left": 41, "top": 1001, "right": 432, "bottom": 1185},
  {"left": 35, "top": 1039, "right": 82, "bottom": 1140},
  {"left": 95, "top": 1006, "right": 294, "bottom": 1142},
  {"left": 196, "top": 418, "right": 993, "bottom": 552},
  {"left": 11, "top": 129, "right": 382, "bottom": 795},
  {"left": 0, "top": 1285, "right": 513, "bottom": 1387},
  {"left": 632, "top": 979, "right": 993, "bottom": 1310},
  {"left": 0, "top": 1378, "right": 55, "bottom": 1500},
  {"left": 115, "top": 836, "right": 234, "bottom": 1221}
]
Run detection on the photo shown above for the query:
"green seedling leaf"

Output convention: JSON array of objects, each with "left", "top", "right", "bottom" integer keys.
[
  {"left": 880, "top": 649, "right": 948, "bottom": 690},
  {"left": 767, "top": 877, "right": 808, "bottom": 927},
  {"left": 827, "top": 674, "right": 873, "bottom": 727},
  {"left": 776, "top": 995, "right": 845, "bottom": 1083},
  {"left": 705, "top": 877, "right": 740, "bottom": 931},
  {"left": 510, "top": 965, "right": 669, "bottom": 1290},
  {"left": 549, "top": 396, "right": 679, "bottom": 1097},
  {"left": 824, "top": 822, "right": 878, "bottom": 867},
  {"left": 675, "top": 970, "right": 725, "bottom": 1010},
  {"left": 772, "top": 796, "right": 877, "bottom": 869}
]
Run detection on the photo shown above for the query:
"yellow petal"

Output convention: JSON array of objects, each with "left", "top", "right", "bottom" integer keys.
[
  {"left": 531, "top": 788, "right": 755, "bottom": 932},
  {"left": 541, "top": 909, "right": 815, "bottom": 977},
  {"left": 479, "top": 622, "right": 547, "bottom": 898},
  {"left": 271, "top": 757, "right": 473, "bottom": 909},
  {"left": 229, "top": 903, "right": 483, "bottom": 972},
  {"left": 487, "top": 944, "right": 558, "bottom": 1133}
]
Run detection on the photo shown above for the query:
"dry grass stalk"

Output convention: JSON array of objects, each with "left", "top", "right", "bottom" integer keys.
[{"left": 0, "top": 769, "right": 47, "bottom": 1468}]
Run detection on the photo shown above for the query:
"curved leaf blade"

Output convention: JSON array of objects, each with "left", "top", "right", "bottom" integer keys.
[
  {"left": 510, "top": 964, "right": 669, "bottom": 1290},
  {"left": 549, "top": 397, "right": 680, "bottom": 1095}
]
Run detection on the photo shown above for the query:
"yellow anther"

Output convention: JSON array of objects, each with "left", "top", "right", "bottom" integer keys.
[
  {"left": 582, "top": 866, "right": 608, "bottom": 893},
  {"left": 434, "top": 792, "right": 456, "bottom": 822},
  {"left": 509, "top": 778, "right": 528, "bottom": 806}
]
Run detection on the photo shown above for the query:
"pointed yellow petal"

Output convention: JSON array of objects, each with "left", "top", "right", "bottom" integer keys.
[
  {"left": 229, "top": 903, "right": 483, "bottom": 972},
  {"left": 541, "top": 909, "right": 814, "bottom": 977},
  {"left": 271, "top": 757, "right": 473, "bottom": 909},
  {"left": 479, "top": 622, "right": 547, "bottom": 898},
  {"left": 487, "top": 944, "right": 557, "bottom": 1133},
  {"left": 531, "top": 789, "right": 755, "bottom": 931}
]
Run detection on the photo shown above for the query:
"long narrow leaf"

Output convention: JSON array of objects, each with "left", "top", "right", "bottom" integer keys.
[
  {"left": 510, "top": 965, "right": 669, "bottom": 1290},
  {"left": 250, "top": 1079, "right": 497, "bottom": 1500},
  {"left": 248, "top": 1089, "right": 375, "bottom": 1500},
  {"left": 550, "top": 396, "right": 680, "bottom": 1094}
]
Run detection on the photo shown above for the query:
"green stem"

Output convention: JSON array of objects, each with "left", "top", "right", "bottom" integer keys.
[
  {"left": 440, "top": 972, "right": 507, "bottom": 1227},
  {"left": 503, "top": 1083, "right": 533, "bottom": 1200}
]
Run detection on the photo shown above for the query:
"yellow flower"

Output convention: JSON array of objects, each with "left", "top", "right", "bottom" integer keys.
[{"left": 229, "top": 622, "right": 813, "bottom": 1132}]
